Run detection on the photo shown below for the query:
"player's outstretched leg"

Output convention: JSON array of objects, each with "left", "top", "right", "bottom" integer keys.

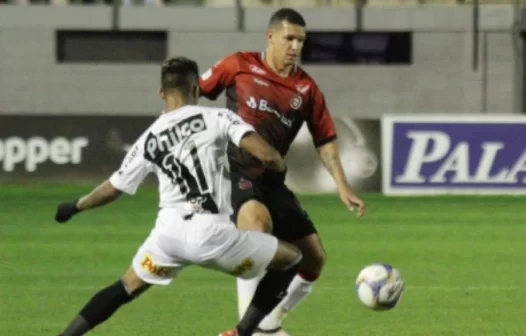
[
  {"left": 57, "top": 267, "right": 150, "bottom": 336},
  {"left": 220, "top": 240, "right": 302, "bottom": 336},
  {"left": 257, "top": 233, "right": 326, "bottom": 334},
  {"left": 234, "top": 200, "right": 273, "bottom": 321}
]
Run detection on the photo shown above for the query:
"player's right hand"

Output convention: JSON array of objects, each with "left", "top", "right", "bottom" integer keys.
[
  {"left": 54, "top": 201, "right": 80, "bottom": 223},
  {"left": 339, "top": 187, "right": 366, "bottom": 218}
]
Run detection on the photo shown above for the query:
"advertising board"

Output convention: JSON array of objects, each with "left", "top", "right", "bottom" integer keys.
[{"left": 381, "top": 115, "right": 526, "bottom": 195}]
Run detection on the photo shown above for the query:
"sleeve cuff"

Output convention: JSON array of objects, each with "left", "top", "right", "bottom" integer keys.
[
  {"left": 314, "top": 134, "right": 337, "bottom": 148},
  {"left": 109, "top": 172, "right": 138, "bottom": 195},
  {"left": 231, "top": 126, "right": 255, "bottom": 147}
]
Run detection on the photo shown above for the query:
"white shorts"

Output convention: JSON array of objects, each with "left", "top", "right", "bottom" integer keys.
[{"left": 132, "top": 208, "right": 278, "bottom": 285}]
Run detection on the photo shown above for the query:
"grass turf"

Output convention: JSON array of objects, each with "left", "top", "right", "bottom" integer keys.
[{"left": 1, "top": 185, "right": 525, "bottom": 335}]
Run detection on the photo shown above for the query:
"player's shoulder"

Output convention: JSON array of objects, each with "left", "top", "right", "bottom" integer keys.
[
  {"left": 236, "top": 51, "right": 262, "bottom": 62},
  {"left": 194, "top": 105, "right": 235, "bottom": 118},
  {"left": 294, "top": 66, "right": 322, "bottom": 94},
  {"left": 215, "top": 51, "right": 258, "bottom": 66},
  {"left": 224, "top": 51, "right": 264, "bottom": 68},
  {"left": 194, "top": 105, "right": 229, "bottom": 113}
]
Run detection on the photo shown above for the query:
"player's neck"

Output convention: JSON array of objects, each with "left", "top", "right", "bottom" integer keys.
[
  {"left": 265, "top": 50, "right": 294, "bottom": 77},
  {"left": 163, "top": 96, "right": 191, "bottom": 114}
]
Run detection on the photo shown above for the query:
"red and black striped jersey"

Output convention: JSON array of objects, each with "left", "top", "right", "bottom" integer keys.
[{"left": 200, "top": 51, "right": 337, "bottom": 180}]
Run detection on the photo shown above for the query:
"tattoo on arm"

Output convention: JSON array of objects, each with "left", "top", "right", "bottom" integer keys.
[{"left": 321, "top": 151, "right": 341, "bottom": 176}]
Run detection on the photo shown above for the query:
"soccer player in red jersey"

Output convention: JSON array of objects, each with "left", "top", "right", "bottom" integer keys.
[{"left": 201, "top": 8, "right": 366, "bottom": 336}]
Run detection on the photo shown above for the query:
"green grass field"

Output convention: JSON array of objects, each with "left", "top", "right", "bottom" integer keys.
[{"left": 1, "top": 185, "right": 525, "bottom": 336}]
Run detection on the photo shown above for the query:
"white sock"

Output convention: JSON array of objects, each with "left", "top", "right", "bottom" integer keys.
[
  {"left": 237, "top": 273, "right": 264, "bottom": 320},
  {"left": 258, "top": 274, "right": 314, "bottom": 330}
]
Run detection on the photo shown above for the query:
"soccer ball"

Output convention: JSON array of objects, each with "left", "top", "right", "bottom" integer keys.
[{"left": 355, "top": 263, "right": 404, "bottom": 311}]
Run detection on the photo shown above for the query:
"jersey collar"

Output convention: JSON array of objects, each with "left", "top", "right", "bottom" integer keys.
[{"left": 260, "top": 51, "right": 298, "bottom": 76}]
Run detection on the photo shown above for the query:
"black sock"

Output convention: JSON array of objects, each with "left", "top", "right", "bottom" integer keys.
[
  {"left": 59, "top": 315, "right": 91, "bottom": 336},
  {"left": 236, "top": 263, "right": 300, "bottom": 336},
  {"left": 60, "top": 280, "right": 142, "bottom": 336}
]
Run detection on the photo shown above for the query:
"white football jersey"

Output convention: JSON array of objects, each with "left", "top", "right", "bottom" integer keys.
[{"left": 109, "top": 105, "right": 254, "bottom": 215}]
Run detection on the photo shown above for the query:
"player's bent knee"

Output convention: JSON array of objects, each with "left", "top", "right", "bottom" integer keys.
[
  {"left": 294, "top": 234, "right": 327, "bottom": 273},
  {"left": 237, "top": 199, "right": 272, "bottom": 233},
  {"left": 121, "top": 267, "right": 151, "bottom": 299},
  {"left": 311, "top": 248, "right": 327, "bottom": 268},
  {"left": 299, "top": 249, "right": 326, "bottom": 274},
  {"left": 268, "top": 240, "right": 302, "bottom": 271}
]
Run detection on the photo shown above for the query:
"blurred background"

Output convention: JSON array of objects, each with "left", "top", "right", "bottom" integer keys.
[{"left": 1, "top": 0, "right": 524, "bottom": 194}]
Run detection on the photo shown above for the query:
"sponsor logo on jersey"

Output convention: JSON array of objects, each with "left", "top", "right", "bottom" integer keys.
[
  {"left": 245, "top": 96, "right": 293, "bottom": 127},
  {"left": 296, "top": 85, "right": 310, "bottom": 94},
  {"left": 144, "top": 114, "right": 207, "bottom": 160},
  {"left": 140, "top": 254, "right": 174, "bottom": 277},
  {"left": 183, "top": 194, "right": 217, "bottom": 214},
  {"left": 231, "top": 258, "right": 254, "bottom": 276},
  {"left": 218, "top": 111, "right": 241, "bottom": 125},
  {"left": 253, "top": 78, "right": 269, "bottom": 87},
  {"left": 122, "top": 145, "right": 138, "bottom": 169},
  {"left": 250, "top": 65, "right": 266, "bottom": 75}
]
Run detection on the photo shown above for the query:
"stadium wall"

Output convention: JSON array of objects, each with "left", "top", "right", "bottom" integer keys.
[
  {"left": 1, "top": 6, "right": 523, "bottom": 194},
  {"left": 0, "top": 115, "right": 381, "bottom": 192},
  {"left": 0, "top": 6, "right": 519, "bottom": 117}
]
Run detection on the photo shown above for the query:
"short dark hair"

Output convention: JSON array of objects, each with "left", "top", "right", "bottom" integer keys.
[
  {"left": 268, "top": 8, "right": 306, "bottom": 28},
  {"left": 161, "top": 56, "right": 199, "bottom": 95}
]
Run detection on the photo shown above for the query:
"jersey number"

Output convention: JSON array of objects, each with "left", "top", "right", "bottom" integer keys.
[{"left": 160, "top": 144, "right": 209, "bottom": 196}]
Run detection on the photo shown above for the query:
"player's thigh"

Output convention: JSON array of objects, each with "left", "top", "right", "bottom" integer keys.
[
  {"left": 266, "top": 187, "right": 318, "bottom": 243},
  {"left": 237, "top": 200, "right": 273, "bottom": 233},
  {"left": 132, "top": 228, "right": 186, "bottom": 286},
  {"left": 230, "top": 171, "right": 272, "bottom": 233},
  {"left": 207, "top": 226, "right": 279, "bottom": 279}
]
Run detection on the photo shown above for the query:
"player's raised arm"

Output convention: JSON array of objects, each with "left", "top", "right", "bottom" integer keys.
[
  {"left": 77, "top": 180, "right": 123, "bottom": 211},
  {"left": 199, "top": 54, "right": 239, "bottom": 100},
  {"left": 216, "top": 109, "right": 286, "bottom": 172},
  {"left": 54, "top": 133, "right": 154, "bottom": 223},
  {"left": 308, "top": 87, "right": 366, "bottom": 217}
]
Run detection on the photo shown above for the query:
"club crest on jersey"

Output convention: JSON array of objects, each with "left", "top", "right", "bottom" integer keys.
[
  {"left": 290, "top": 94, "right": 303, "bottom": 110},
  {"left": 238, "top": 178, "right": 252, "bottom": 190}
]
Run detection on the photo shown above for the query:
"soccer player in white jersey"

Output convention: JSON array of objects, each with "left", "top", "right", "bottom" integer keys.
[{"left": 53, "top": 57, "right": 303, "bottom": 336}]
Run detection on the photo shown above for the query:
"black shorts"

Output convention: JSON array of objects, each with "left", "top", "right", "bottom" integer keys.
[{"left": 230, "top": 171, "right": 317, "bottom": 242}]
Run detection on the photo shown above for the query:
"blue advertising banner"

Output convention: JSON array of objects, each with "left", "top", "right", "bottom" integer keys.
[{"left": 381, "top": 116, "right": 526, "bottom": 195}]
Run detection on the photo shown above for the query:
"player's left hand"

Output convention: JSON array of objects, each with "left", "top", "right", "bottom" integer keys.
[
  {"left": 54, "top": 200, "right": 81, "bottom": 223},
  {"left": 339, "top": 187, "right": 366, "bottom": 217}
]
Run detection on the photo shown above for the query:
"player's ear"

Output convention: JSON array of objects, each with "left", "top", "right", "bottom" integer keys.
[
  {"left": 267, "top": 29, "right": 273, "bottom": 43},
  {"left": 159, "top": 87, "right": 165, "bottom": 100},
  {"left": 192, "top": 85, "right": 199, "bottom": 101}
]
